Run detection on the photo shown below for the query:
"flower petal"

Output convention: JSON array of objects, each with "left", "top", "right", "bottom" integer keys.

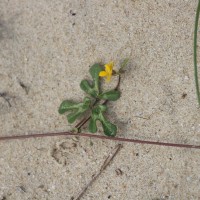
[
  {"left": 99, "top": 71, "right": 107, "bottom": 77},
  {"left": 105, "top": 61, "right": 114, "bottom": 74},
  {"left": 106, "top": 74, "right": 111, "bottom": 82}
]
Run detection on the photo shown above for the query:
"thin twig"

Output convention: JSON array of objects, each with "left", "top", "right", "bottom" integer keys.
[
  {"left": 194, "top": 0, "right": 200, "bottom": 106},
  {"left": 114, "top": 74, "right": 121, "bottom": 90},
  {"left": 0, "top": 131, "right": 200, "bottom": 149},
  {"left": 74, "top": 144, "right": 122, "bottom": 200},
  {"left": 75, "top": 116, "right": 91, "bottom": 130}
]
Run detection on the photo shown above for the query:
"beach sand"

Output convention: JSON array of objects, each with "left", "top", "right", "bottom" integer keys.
[{"left": 0, "top": 0, "right": 200, "bottom": 199}]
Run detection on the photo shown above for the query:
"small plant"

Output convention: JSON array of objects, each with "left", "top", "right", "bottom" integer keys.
[{"left": 58, "top": 60, "right": 128, "bottom": 137}]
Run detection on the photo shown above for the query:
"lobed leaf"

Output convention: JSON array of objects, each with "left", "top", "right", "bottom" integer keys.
[
  {"left": 58, "top": 100, "right": 78, "bottom": 114},
  {"left": 80, "top": 80, "right": 97, "bottom": 98},
  {"left": 88, "top": 118, "right": 97, "bottom": 133},
  {"left": 88, "top": 105, "right": 117, "bottom": 137},
  {"left": 99, "top": 90, "right": 120, "bottom": 101},
  {"left": 58, "top": 97, "right": 91, "bottom": 124},
  {"left": 101, "top": 120, "right": 117, "bottom": 137},
  {"left": 80, "top": 63, "right": 103, "bottom": 98}
]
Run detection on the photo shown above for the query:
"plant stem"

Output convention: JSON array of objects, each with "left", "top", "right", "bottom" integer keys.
[
  {"left": 75, "top": 116, "right": 91, "bottom": 130},
  {"left": 75, "top": 99, "right": 99, "bottom": 130},
  {"left": 75, "top": 75, "right": 121, "bottom": 130},
  {"left": 0, "top": 131, "right": 199, "bottom": 149},
  {"left": 194, "top": 0, "right": 200, "bottom": 106}
]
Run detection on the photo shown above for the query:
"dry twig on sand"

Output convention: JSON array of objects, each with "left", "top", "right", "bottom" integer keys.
[
  {"left": 1, "top": 132, "right": 200, "bottom": 150},
  {"left": 74, "top": 144, "right": 123, "bottom": 200}
]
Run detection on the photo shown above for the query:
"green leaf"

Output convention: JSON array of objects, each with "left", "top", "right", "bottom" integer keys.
[
  {"left": 88, "top": 118, "right": 97, "bottom": 133},
  {"left": 89, "top": 63, "right": 103, "bottom": 93},
  {"left": 58, "top": 97, "right": 91, "bottom": 124},
  {"left": 88, "top": 105, "right": 117, "bottom": 136},
  {"left": 101, "top": 120, "right": 117, "bottom": 137},
  {"left": 67, "top": 112, "right": 83, "bottom": 124},
  {"left": 94, "top": 105, "right": 107, "bottom": 112},
  {"left": 58, "top": 100, "right": 78, "bottom": 114},
  {"left": 99, "top": 90, "right": 120, "bottom": 101},
  {"left": 80, "top": 63, "right": 103, "bottom": 98},
  {"left": 194, "top": 0, "right": 200, "bottom": 106},
  {"left": 80, "top": 80, "right": 97, "bottom": 98},
  {"left": 89, "top": 63, "right": 102, "bottom": 88}
]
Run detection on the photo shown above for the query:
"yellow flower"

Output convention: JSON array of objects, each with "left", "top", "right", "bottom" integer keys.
[{"left": 99, "top": 61, "right": 114, "bottom": 82}]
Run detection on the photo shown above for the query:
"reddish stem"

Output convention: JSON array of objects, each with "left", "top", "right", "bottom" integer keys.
[{"left": 0, "top": 131, "right": 199, "bottom": 149}]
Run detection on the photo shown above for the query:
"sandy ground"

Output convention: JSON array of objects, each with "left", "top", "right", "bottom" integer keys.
[{"left": 0, "top": 0, "right": 200, "bottom": 199}]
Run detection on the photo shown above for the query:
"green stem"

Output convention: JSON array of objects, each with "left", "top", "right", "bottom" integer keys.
[{"left": 194, "top": 0, "right": 200, "bottom": 106}]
